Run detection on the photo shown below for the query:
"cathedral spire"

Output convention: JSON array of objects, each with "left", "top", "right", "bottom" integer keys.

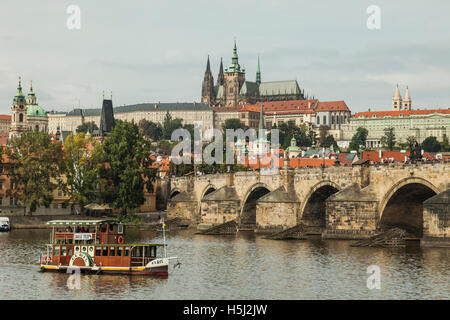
[
  {"left": 206, "top": 55, "right": 211, "bottom": 74},
  {"left": 201, "top": 55, "right": 215, "bottom": 105},
  {"left": 256, "top": 56, "right": 261, "bottom": 85},
  {"left": 217, "top": 57, "right": 224, "bottom": 86}
]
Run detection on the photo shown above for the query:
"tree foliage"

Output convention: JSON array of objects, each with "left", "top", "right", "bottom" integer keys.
[
  {"left": 422, "top": 136, "right": 441, "bottom": 152},
  {"left": 76, "top": 121, "right": 99, "bottom": 134},
  {"left": 349, "top": 127, "right": 368, "bottom": 151},
  {"left": 100, "top": 120, "right": 157, "bottom": 218},
  {"left": 222, "top": 118, "right": 246, "bottom": 131},
  {"left": 276, "top": 122, "right": 314, "bottom": 149},
  {"left": 139, "top": 119, "right": 163, "bottom": 141},
  {"left": 5, "top": 130, "right": 65, "bottom": 214},
  {"left": 162, "top": 112, "right": 183, "bottom": 140},
  {"left": 63, "top": 132, "right": 104, "bottom": 212},
  {"left": 381, "top": 127, "right": 396, "bottom": 151},
  {"left": 441, "top": 134, "right": 450, "bottom": 152}
]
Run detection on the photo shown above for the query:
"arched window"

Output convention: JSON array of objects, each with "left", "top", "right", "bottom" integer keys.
[
  {"left": 323, "top": 115, "right": 326, "bottom": 124},
  {"left": 19, "top": 113, "right": 23, "bottom": 122}
]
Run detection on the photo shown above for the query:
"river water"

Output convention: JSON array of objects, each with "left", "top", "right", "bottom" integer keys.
[{"left": 0, "top": 228, "right": 449, "bottom": 300}]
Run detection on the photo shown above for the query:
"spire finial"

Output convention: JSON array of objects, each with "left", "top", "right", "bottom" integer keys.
[
  {"left": 102, "top": 90, "right": 105, "bottom": 99},
  {"left": 110, "top": 91, "right": 113, "bottom": 99}
]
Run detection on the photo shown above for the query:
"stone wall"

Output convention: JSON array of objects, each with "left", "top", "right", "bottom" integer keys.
[
  {"left": 200, "top": 200, "right": 240, "bottom": 225},
  {"left": 324, "top": 200, "right": 378, "bottom": 239},
  {"left": 167, "top": 200, "right": 198, "bottom": 223},
  {"left": 256, "top": 202, "right": 298, "bottom": 233}
]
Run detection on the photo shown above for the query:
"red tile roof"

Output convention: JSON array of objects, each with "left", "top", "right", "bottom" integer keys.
[
  {"left": 361, "top": 151, "right": 410, "bottom": 163},
  {"left": 315, "top": 101, "right": 350, "bottom": 112},
  {"left": 0, "top": 115, "right": 11, "bottom": 121},
  {"left": 354, "top": 108, "right": 450, "bottom": 118}
]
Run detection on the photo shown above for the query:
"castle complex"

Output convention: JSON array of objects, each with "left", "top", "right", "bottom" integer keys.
[{"left": 201, "top": 41, "right": 306, "bottom": 107}]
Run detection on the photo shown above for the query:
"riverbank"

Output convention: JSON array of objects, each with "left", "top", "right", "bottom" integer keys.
[{"left": 8, "top": 211, "right": 169, "bottom": 229}]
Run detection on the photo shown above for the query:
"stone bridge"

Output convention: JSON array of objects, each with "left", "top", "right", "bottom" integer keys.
[{"left": 167, "top": 161, "right": 450, "bottom": 246}]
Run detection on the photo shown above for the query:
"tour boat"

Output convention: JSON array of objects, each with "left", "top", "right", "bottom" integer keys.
[
  {"left": 38, "top": 219, "right": 178, "bottom": 276},
  {"left": 0, "top": 217, "right": 10, "bottom": 232}
]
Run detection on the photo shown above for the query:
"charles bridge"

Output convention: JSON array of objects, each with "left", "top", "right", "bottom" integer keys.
[{"left": 167, "top": 161, "right": 450, "bottom": 247}]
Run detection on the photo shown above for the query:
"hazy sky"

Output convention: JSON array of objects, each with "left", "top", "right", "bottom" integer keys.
[{"left": 1, "top": 0, "right": 450, "bottom": 114}]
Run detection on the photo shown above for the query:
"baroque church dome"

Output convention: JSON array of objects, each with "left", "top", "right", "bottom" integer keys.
[{"left": 26, "top": 104, "right": 47, "bottom": 117}]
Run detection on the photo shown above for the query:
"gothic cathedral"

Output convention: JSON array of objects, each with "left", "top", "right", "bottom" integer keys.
[{"left": 202, "top": 41, "right": 306, "bottom": 107}]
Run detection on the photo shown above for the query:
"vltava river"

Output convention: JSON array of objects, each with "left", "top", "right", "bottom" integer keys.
[{"left": 0, "top": 228, "right": 449, "bottom": 299}]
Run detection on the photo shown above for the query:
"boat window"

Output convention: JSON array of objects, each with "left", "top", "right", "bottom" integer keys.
[
  {"left": 117, "top": 247, "right": 123, "bottom": 257},
  {"left": 118, "top": 223, "right": 124, "bottom": 234},
  {"left": 54, "top": 246, "right": 60, "bottom": 256},
  {"left": 68, "top": 247, "right": 73, "bottom": 256},
  {"left": 96, "top": 247, "right": 101, "bottom": 257},
  {"left": 124, "top": 247, "right": 130, "bottom": 256},
  {"left": 102, "top": 246, "right": 108, "bottom": 256},
  {"left": 100, "top": 225, "right": 107, "bottom": 232},
  {"left": 134, "top": 247, "right": 141, "bottom": 257},
  {"left": 109, "top": 224, "right": 114, "bottom": 232},
  {"left": 145, "top": 246, "right": 151, "bottom": 257},
  {"left": 110, "top": 246, "right": 116, "bottom": 256},
  {"left": 61, "top": 246, "right": 67, "bottom": 256}
]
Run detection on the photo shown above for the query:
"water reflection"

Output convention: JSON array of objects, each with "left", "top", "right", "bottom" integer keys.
[{"left": 0, "top": 228, "right": 448, "bottom": 299}]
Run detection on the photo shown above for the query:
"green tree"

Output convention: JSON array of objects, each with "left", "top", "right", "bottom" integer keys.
[
  {"left": 5, "top": 130, "right": 65, "bottom": 215},
  {"left": 321, "top": 134, "right": 339, "bottom": 150},
  {"left": 381, "top": 127, "right": 396, "bottom": 151},
  {"left": 349, "top": 127, "right": 369, "bottom": 151},
  {"left": 63, "top": 132, "right": 104, "bottom": 213},
  {"left": 441, "top": 134, "right": 450, "bottom": 152},
  {"left": 422, "top": 136, "right": 441, "bottom": 152},
  {"left": 277, "top": 122, "right": 312, "bottom": 149},
  {"left": 318, "top": 125, "right": 330, "bottom": 146},
  {"left": 222, "top": 118, "right": 246, "bottom": 131},
  {"left": 139, "top": 119, "right": 163, "bottom": 141},
  {"left": 406, "top": 136, "right": 418, "bottom": 152},
  {"left": 100, "top": 120, "right": 157, "bottom": 219},
  {"left": 162, "top": 112, "right": 183, "bottom": 140},
  {"left": 76, "top": 121, "right": 99, "bottom": 134}
]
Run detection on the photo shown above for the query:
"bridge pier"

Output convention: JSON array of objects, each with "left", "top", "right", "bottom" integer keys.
[{"left": 422, "top": 189, "right": 450, "bottom": 247}]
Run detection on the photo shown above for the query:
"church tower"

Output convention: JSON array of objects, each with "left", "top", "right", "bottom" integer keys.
[
  {"left": 201, "top": 55, "right": 215, "bottom": 106},
  {"left": 10, "top": 77, "right": 27, "bottom": 138},
  {"left": 392, "top": 84, "right": 402, "bottom": 111},
  {"left": 223, "top": 40, "right": 246, "bottom": 107},
  {"left": 26, "top": 81, "right": 37, "bottom": 105},
  {"left": 402, "top": 86, "right": 412, "bottom": 110}
]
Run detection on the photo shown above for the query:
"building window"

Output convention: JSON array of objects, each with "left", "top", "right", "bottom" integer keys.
[
  {"left": 323, "top": 116, "right": 326, "bottom": 124},
  {"left": 147, "top": 197, "right": 151, "bottom": 206},
  {"left": 19, "top": 113, "right": 23, "bottom": 122}
]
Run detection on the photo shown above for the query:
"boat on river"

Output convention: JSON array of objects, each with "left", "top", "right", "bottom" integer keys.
[
  {"left": 0, "top": 217, "right": 10, "bottom": 232},
  {"left": 39, "top": 219, "right": 178, "bottom": 276}
]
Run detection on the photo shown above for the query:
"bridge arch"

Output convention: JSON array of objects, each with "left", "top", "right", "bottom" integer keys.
[
  {"left": 239, "top": 183, "right": 271, "bottom": 228},
  {"left": 300, "top": 180, "right": 341, "bottom": 227},
  {"left": 169, "top": 189, "right": 181, "bottom": 199},
  {"left": 378, "top": 177, "right": 439, "bottom": 237},
  {"left": 201, "top": 184, "right": 217, "bottom": 199}
]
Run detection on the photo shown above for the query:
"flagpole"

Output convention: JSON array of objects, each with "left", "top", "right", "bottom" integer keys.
[{"left": 162, "top": 218, "right": 167, "bottom": 258}]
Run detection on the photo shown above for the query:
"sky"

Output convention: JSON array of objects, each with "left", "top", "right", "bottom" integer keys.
[{"left": 1, "top": 0, "right": 450, "bottom": 114}]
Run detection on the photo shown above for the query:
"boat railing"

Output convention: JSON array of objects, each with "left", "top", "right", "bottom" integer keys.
[{"left": 54, "top": 232, "right": 97, "bottom": 244}]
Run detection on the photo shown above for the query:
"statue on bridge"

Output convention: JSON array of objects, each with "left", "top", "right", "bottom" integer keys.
[{"left": 409, "top": 140, "right": 423, "bottom": 163}]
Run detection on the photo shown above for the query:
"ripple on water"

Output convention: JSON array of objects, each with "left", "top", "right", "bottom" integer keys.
[{"left": 0, "top": 228, "right": 449, "bottom": 299}]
